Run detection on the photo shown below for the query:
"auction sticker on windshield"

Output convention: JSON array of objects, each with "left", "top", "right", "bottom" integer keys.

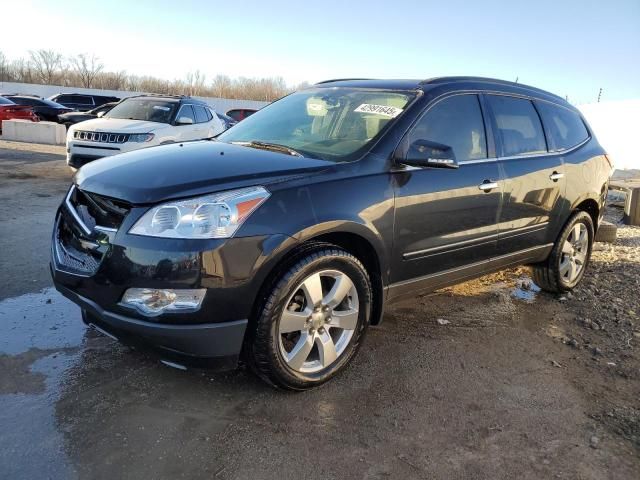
[{"left": 354, "top": 104, "right": 403, "bottom": 118}]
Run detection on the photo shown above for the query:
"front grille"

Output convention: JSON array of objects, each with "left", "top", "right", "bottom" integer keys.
[
  {"left": 73, "top": 130, "right": 129, "bottom": 144},
  {"left": 54, "top": 216, "right": 101, "bottom": 274},
  {"left": 53, "top": 186, "right": 130, "bottom": 276},
  {"left": 71, "top": 187, "right": 130, "bottom": 230}
]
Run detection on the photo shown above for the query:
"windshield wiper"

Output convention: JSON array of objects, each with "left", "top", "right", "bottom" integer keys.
[{"left": 232, "top": 141, "right": 304, "bottom": 157}]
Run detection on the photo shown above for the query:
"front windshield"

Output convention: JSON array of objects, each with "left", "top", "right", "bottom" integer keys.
[
  {"left": 106, "top": 98, "right": 177, "bottom": 123},
  {"left": 218, "top": 88, "right": 416, "bottom": 161}
]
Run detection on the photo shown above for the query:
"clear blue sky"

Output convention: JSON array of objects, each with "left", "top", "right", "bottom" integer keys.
[{"left": 3, "top": 0, "right": 639, "bottom": 103}]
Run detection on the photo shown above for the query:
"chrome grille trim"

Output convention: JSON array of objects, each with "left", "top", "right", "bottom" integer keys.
[{"left": 73, "top": 130, "right": 130, "bottom": 144}]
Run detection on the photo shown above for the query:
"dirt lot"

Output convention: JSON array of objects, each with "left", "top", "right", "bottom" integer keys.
[{"left": 0, "top": 140, "right": 638, "bottom": 480}]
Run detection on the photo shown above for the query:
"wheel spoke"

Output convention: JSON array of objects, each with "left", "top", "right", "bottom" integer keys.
[
  {"left": 316, "top": 330, "right": 338, "bottom": 367},
  {"left": 323, "top": 273, "right": 354, "bottom": 308},
  {"left": 571, "top": 224, "right": 581, "bottom": 243},
  {"left": 329, "top": 308, "right": 359, "bottom": 331},
  {"left": 567, "top": 259, "right": 577, "bottom": 281},
  {"left": 280, "top": 307, "right": 310, "bottom": 333},
  {"left": 286, "top": 332, "right": 314, "bottom": 370},
  {"left": 577, "top": 226, "right": 588, "bottom": 249},
  {"left": 301, "top": 273, "right": 324, "bottom": 306},
  {"left": 559, "top": 257, "right": 571, "bottom": 277},
  {"left": 562, "top": 240, "right": 573, "bottom": 254}
]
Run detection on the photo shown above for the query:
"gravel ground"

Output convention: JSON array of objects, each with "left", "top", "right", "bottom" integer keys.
[{"left": 0, "top": 141, "right": 638, "bottom": 479}]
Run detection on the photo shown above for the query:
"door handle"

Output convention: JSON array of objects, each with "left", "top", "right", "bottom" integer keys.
[
  {"left": 478, "top": 181, "right": 499, "bottom": 192},
  {"left": 549, "top": 172, "right": 564, "bottom": 182}
]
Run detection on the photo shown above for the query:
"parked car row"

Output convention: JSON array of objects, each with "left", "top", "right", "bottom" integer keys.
[{"left": 0, "top": 90, "right": 257, "bottom": 131}]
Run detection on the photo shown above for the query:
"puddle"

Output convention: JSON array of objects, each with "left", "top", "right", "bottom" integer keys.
[
  {"left": 0, "top": 287, "right": 86, "bottom": 355},
  {"left": 511, "top": 277, "right": 541, "bottom": 303},
  {"left": 0, "top": 287, "right": 86, "bottom": 479}
]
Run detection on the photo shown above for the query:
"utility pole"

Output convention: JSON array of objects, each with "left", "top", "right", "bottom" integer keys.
[{"left": 597, "top": 88, "right": 603, "bottom": 103}]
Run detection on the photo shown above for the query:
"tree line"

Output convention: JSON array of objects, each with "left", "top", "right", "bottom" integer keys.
[{"left": 0, "top": 49, "right": 308, "bottom": 101}]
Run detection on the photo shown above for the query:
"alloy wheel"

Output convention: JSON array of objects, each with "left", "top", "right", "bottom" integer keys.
[
  {"left": 559, "top": 223, "right": 589, "bottom": 283},
  {"left": 278, "top": 269, "right": 359, "bottom": 373}
]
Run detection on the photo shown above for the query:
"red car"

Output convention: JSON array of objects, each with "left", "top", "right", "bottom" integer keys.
[
  {"left": 0, "top": 97, "right": 39, "bottom": 133},
  {"left": 226, "top": 108, "right": 258, "bottom": 121}
]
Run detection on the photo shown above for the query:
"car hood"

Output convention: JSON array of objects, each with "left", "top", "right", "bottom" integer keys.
[
  {"left": 71, "top": 117, "right": 166, "bottom": 133},
  {"left": 75, "top": 141, "right": 334, "bottom": 204}
]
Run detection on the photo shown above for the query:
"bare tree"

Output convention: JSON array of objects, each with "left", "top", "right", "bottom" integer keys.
[
  {"left": 185, "top": 70, "right": 206, "bottom": 96},
  {"left": 98, "top": 70, "right": 128, "bottom": 90},
  {"left": 1, "top": 50, "right": 297, "bottom": 100},
  {"left": 211, "top": 74, "right": 232, "bottom": 98},
  {"left": 10, "top": 58, "right": 35, "bottom": 83},
  {"left": 0, "top": 50, "right": 8, "bottom": 81},
  {"left": 29, "top": 49, "right": 64, "bottom": 84},
  {"left": 70, "top": 53, "right": 104, "bottom": 88}
]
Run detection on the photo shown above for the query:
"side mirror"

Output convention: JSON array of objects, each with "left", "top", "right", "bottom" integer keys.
[
  {"left": 176, "top": 116, "right": 194, "bottom": 125},
  {"left": 96, "top": 111, "right": 106, "bottom": 118},
  {"left": 401, "top": 139, "right": 458, "bottom": 169}
]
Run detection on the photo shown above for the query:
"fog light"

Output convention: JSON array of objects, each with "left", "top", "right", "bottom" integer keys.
[{"left": 120, "top": 288, "right": 206, "bottom": 316}]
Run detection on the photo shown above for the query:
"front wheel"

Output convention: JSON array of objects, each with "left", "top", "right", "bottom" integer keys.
[
  {"left": 532, "top": 211, "right": 594, "bottom": 293},
  {"left": 247, "top": 245, "right": 372, "bottom": 390}
]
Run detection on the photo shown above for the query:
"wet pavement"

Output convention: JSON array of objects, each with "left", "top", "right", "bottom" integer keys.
[{"left": 0, "top": 289, "right": 84, "bottom": 479}]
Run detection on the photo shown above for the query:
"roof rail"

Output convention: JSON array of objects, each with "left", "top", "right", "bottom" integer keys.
[
  {"left": 127, "top": 93, "right": 189, "bottom": 99},
  {"left": 419, "top": 76, "right": 565, "bottom": 101},
  {"left": 315, "top": 78, "right": 376, "bottom": 85}
]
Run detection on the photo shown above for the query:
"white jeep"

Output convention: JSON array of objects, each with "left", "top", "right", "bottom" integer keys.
[{"left": 66, "top": 95, "right": 225, "bottom": 169}]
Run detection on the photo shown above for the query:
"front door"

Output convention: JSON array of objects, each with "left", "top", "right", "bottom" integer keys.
[{"left": 391, "top": 94, "right": 502, "bottom": 289}]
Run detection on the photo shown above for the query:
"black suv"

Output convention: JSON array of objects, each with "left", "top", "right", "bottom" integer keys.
[
  {"left": 51, "top": 77, "right": 611, "bottom": 389},
  {"left": 48, "top": 93, "right": 120, "bottom": 112}
]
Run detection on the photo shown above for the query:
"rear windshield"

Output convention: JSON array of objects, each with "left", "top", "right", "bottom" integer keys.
[
  {"left": 0, "top": 97, "right": 14, "bottom": 105},
  {"left": 218, "top": 88, "right": 416, "bottom": 161},
  {"left": 106, "top": 98, "right": 178, "bottom": 123}
]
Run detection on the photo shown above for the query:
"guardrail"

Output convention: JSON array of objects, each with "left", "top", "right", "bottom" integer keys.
[{"left": 0, "top": 120, "right": 66, "bottom": 145}]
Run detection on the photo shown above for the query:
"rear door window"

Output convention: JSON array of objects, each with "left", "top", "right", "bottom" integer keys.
[
  {"left": 535, "top": 102, "right": 589, "bottom": 151},
  {"left": 407, "top": 94, "right": 488, "bottom": 161},
  {"left": 194, "top": 105, "right": 209, "bottom": 123},
  {"left": 486, "top": 95, "right": 547, "bottom": 156}
]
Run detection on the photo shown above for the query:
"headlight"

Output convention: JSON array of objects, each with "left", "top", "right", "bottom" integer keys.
[
  {"left": 129, "top": 186, "right": 270, "bottom": 239},
  {"left": 129, "top": 133, "right": 155, "bottom": 143}
]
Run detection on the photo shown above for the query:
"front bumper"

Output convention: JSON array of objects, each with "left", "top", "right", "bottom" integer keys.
[{"left": 55, "top": 278, "right": 247, "bottom": 369}]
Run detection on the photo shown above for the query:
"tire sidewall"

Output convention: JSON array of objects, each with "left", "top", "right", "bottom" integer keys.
[{"left": 259, "top": 250, "right": 371, "bottom": 389}]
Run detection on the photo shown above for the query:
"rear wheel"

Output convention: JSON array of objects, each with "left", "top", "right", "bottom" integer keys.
[
  {"left": 532, "top": 211, "right": 594, "bottom": 292},
  {"left": 247, "top": 245, "right": 371, "bottom": 390}
]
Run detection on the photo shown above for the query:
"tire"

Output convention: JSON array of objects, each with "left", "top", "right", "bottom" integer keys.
[
  {"left": 247, "top": 244, "right": 372, "bottom": 390},
  {"left": 595, "top": 220, "right": 617, "bottom": 243},
  {"left": 532, "top": 211, "right": 594, "bottom": 293}
]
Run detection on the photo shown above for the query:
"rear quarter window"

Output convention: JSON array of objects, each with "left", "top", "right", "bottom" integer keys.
[
  {"left": 486, "top": 95, "right": 547, "bottom": 157},
  {"left": 535, "top": 101, "right": 589, "bottom": 151}
]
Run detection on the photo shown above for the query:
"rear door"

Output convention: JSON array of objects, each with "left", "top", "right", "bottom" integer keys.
[
  {"left": 484, "top": 94, "right": 566, "bottom": 256},
  {"left": 391, "top": 93, "right": 502, "bottom": 287}
]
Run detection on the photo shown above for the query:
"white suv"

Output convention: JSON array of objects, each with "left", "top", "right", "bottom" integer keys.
[{"left": 66, "top": 95, "right": 225, "bottom": 168}]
